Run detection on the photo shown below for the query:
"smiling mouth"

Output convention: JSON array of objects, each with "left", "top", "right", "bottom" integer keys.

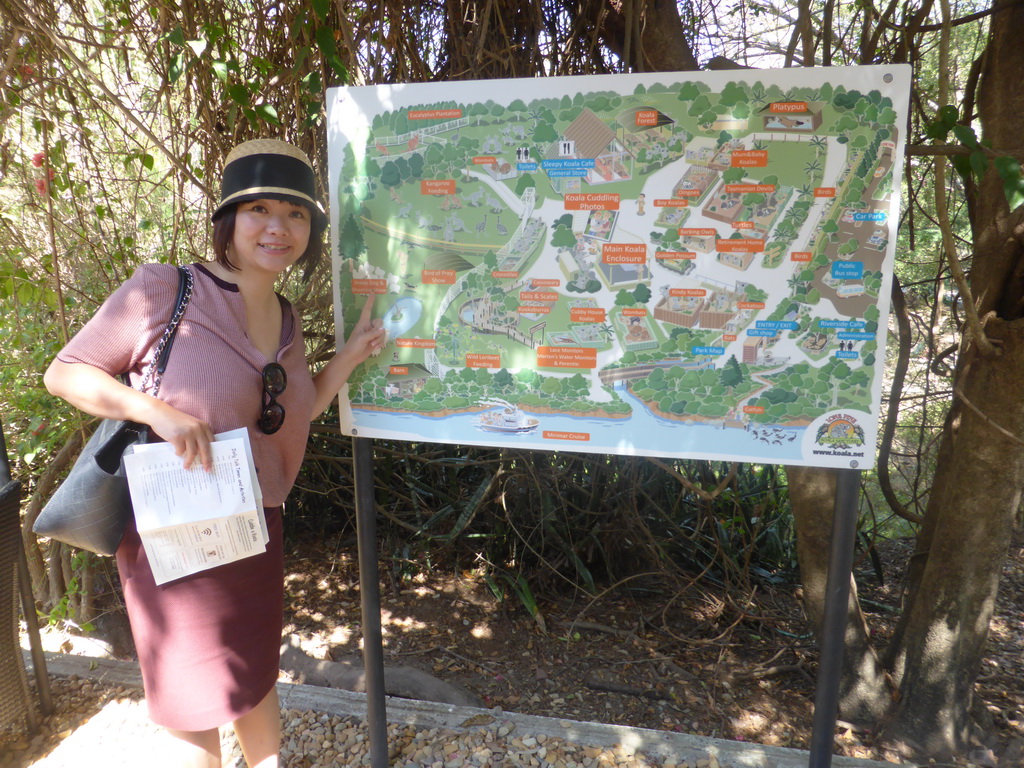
[{"left": 260, "top": 243, "right": 291, "bottom": 251}]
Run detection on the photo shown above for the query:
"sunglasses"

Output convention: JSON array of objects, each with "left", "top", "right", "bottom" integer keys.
[{"left": 258, "top": 362, "right": 287, "bottom": 435}]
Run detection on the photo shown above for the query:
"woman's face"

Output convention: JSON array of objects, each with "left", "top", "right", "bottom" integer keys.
[{"left": 228, "top": 198, "right": 312, "bottom": 277}]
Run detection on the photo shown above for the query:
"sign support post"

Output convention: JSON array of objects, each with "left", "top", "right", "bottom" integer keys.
[
  {"left": 353, "top": 436, "right": 388, "bottom": 768},
  {"left": 808, "top": 468, "right": 861, "bottom": 767}
]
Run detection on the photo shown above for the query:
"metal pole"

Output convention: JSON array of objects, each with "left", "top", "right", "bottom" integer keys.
[
  {"left": 352, "top": 436, "right": 388, "bottom": 768},
  {"left": 808, "top": 468, "right": 861, "bottom": 767}
]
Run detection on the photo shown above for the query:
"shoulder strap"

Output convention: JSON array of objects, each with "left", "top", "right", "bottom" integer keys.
[{"left": 139, "top": 266, "right": 194, "bottom": 395}]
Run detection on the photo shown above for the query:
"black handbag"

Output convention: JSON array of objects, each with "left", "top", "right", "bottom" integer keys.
[{"left": 33, "top": 266, "right": 193, "bottom": 556}]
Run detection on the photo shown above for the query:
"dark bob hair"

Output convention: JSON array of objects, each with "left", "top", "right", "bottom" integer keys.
[{"left": 211, "top": 197, "right": 324, "bottom": 275}]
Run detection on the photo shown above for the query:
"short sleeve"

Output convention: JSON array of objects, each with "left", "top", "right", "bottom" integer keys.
[{"left": 56, "top": 263, "right": 181, "bottom": 381}]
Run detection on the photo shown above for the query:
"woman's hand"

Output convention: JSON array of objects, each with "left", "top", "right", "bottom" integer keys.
[
  {"left": 310, "top": 295, "right": 386, "bottom": 418},
  {"left": 44, "top": 359, "right": 215, "bottom": 471},
  {"left": 146, "top": 407, "right": 216, "bottom": 472},
  {"left": 342, "top": 294, "right": 387, "bottom": 366}
]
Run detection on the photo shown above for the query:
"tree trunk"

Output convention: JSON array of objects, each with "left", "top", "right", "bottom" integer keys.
[
  {"left": 878, "top": 1, "right": 1024, "bottom": 755},
  {"left": 879, "top": 320, "right": 1024, "bottom": 755},
  {"left": 787, "top": 466, "right": 891, "bottom": 726}
]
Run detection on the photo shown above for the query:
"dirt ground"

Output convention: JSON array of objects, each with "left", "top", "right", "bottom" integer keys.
[{"left": 277, "top": 531, "right": 1024, "bottom": 764}]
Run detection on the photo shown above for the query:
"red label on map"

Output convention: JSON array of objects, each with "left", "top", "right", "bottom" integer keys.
[
  {"left": 770, "top": 102, "right": 808, "bottom": 113},
  {"left": 723, "top": 334, "right": 737, "bottom": 342},
  {"left": 671, "top": 288, "right": 706, "bottom": 297},
  {"left": 738, "top": 301, "right": 765, "bottom": 309},
  {"left": 814, "top": 187, "right": 836, "bottom": 198},
  {"left": 520, "top": 291, "right": 558, "bottom": 302},
  {"left": 635, "top": 110, "right": 659, "bottom": 126},
  {"left": 603, "top": 244, "right": 646, "bottom": 264},
  {"left": 570, "top": 307, "right": 606, "bottom": 323},
  {"left": 351, "top": 279, "right": 387, "bottom": 294},
  {"left": 472, "top": 156, "right": 498, "bottom": 165},
  {"left": 537, "top": 346, "right": 598, "bottom": 369},
  {"left": 653, "top": 199, "right": 690, "bottom": 207},
  {"left": 465, "top": 354, "right": 500, "bottom": 368},
  {"left": 564, "top": 193, "right": 620, "bottom": 211},
  {"left": 621, "top": 308, "right": 648, "bottom": 317},
  {"left": 733, "top": 221, "right": 754, "bottom": 230},
  {"left": 421, "top": 269, "right": 456, "bottom": 284},
  {"left": 731, "top": 150, "right": 769, "bottom": 167},
  {"left": 389, "top": 366, "right": 409, "bottom": 375},
  {"left": 716, "top": 238, "right": 765, "bottom": 253},
  {"left": 656, "top": 252, "right": 697, "bottom": 260},
  {"left": 409, "top": 109, "right": 462, "bottom": 119},
  {"left": 680, "top": 228, "right": 717, "bottom": 236},
  {"left": 492, "top": 270, "right": 519, "bottom": 278},
  {"left": 543, "top": 430, "right": 590, "bottom": 442},
  {"left": 421, "top": 179, "right": 456, "bottom": 195},
  {"left": 517, "top": 305, "right": 552, "bottom": 314},
  {"left": 532, "top": 278, "right": 561, "bottom": 287},
  {"left": 396, "top": 338, "right": 437, "bottom": 348},
  {"left": 744, "top": 405, "right": 766, "bottom": 414},
  {"left": 724, "top": 184, "right": 775, "bottom": 194},
  {"left": 791, "top": 251, "right": 813, "bottom": 262}
]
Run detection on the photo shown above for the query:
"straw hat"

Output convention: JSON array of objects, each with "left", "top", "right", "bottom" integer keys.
[{"left": 213, "top": 138, "right": 327, "bottom": 228}]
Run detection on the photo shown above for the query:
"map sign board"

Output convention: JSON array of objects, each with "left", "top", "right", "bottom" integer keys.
[{"left": 327, "top": 65, "right": 911, "bottom": 468}]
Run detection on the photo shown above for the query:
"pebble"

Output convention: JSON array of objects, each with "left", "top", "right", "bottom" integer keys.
[{"left": 0, "top": 678, "right": 730, "bottom": 768}]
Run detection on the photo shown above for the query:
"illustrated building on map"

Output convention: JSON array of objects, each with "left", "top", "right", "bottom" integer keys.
[
  {"left": 702, "top": 184, "right": 744, "bottom": 224},
  {"left": 742, "top": 336, "right": 775, "bottom": 363},
  {"left": 383, "top": 364, "right": 432, "bottom": 398},
  {"left": 672, "top": 166, "right": 718, "bottom": 203},
  {"left": 546, "top": 108, "right": 633, "bottom": 194},
  {"left": 614, "top": 108, "right": 676, "bottom": 154},
  {"left": 716, "top": 249, "right": 756, "bottom": 271},
  {"left": 758, "top": 102, "right": 825, "bottom": 132},
  {"left": 653, "top": 282, "right": 749, "bottom": 331},
  {"left": 616, "top": 313, "right": 659, "bottom": 352}
]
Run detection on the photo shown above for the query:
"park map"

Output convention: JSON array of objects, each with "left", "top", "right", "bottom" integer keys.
[{"left": 327, "top": 66, "right": 910, "bottom": 468}]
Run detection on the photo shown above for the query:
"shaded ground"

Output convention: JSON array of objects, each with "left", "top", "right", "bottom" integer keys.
[
  {"left": 278, "top": 532, "right": 1024, "bottom": 763},
  {"left": 9, "top": 531, "right": 1024, "bottom": 765}
]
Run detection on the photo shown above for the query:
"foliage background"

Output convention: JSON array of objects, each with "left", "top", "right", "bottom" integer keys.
[{"left": 0, "top": 0, "right": 1009, "bottom": 758}]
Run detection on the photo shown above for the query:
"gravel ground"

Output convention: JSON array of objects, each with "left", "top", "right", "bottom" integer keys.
[{"left": 0, "top": 675, "right": 724, "bottom": 768}]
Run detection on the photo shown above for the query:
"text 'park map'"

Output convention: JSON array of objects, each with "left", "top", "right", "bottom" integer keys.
[{"left": 327, "top": 66, "right": 910, "bottom": 468}]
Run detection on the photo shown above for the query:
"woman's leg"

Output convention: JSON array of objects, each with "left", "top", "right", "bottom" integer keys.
[
  {"left": 232, "top": 687, "right": 281, "bottom": 768},
  {"left": 161, "top": 727, "right": 221, "bottom": 768}
]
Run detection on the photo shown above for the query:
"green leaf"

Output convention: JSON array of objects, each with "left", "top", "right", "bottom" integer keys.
[
  {"left": 968, "top": 150, "right": 988, "bottom": 180},
  {"left": 163, "top": 26, "right": 186, "bottom": 46},
  {"left": 140, "top": 152, "right": 154, "bottom": 170},
  {"left": 951, "top": 124, "right": 980, "bottom": 150},
  {"left": 950, "top": 154, "right": 972, "bottom": 181},
  {"left": 312, "top": 0, "right": 330, "bottom": 21},
  {"left": 211, "top": 60, "right": 229, "bottom": 82},
  {"left": 925, "top": 121, "right": 949, "bottom": 141},
  {"left": 938, "top": 105, "right": 958, "bottom": 125},
  {"left": 994, "top": 156, "right": 1024, "bottom": 210},
  {"left": 254, "top": 103, "right": 280, "bottom": 125},
  {"left": 226, "top": 84, "right": 250, "bottom": 106},
  {"left": 315, "top": 26, "right": 337, "bottom": 57},
  {"left": 168, "top": 52, "right": 187, "bottom": 83}
]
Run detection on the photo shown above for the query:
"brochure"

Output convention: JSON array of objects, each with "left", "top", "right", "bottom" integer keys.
[{"left": 124, "top": 430, "right": 266, "bottom": 585}]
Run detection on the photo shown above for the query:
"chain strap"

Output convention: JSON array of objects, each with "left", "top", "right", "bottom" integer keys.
[{"left": 138, "top": 266, "right": 194, "bottom": 396}]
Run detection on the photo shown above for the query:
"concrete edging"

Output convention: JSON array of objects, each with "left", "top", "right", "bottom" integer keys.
[{"left": 32, "top": 652, "right": 913, "bottom": 768}]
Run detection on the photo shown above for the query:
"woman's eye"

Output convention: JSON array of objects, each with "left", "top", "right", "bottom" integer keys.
[{"left": 290, "top": 210, "right": 307, "bottom": 220}]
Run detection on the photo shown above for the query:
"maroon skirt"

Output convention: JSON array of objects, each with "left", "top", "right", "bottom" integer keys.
[{"left": 116, "top": 506, "right": 284, "bottom": 731}]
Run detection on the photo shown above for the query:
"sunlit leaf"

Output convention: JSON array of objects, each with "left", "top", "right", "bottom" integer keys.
[
  {"left": 255, "top": 103, "right": 280, "bottom": 125},
  {"left": 211, "top": 60, "right": 228, "bottom": 82},
  {"left": 186, "top": 38, "right": 207, "bottom": 57}
]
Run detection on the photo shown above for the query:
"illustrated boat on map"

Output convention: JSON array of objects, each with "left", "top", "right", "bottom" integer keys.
[{"left": 477, "top": 398, "right": 540, "bottom": 434}]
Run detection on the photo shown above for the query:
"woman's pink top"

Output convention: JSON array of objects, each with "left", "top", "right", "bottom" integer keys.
[{"left": 56, "top": 262, "right": 315, "bottom": 507}]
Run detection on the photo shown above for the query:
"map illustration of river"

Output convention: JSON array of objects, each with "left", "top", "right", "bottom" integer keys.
[{"left": 327, "top": 65, "right": 911, "bottom": 468}]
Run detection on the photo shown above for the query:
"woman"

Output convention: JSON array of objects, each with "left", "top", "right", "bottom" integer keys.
[{"left": 43, "top": 138, "right": 384, "bottom": 767}]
